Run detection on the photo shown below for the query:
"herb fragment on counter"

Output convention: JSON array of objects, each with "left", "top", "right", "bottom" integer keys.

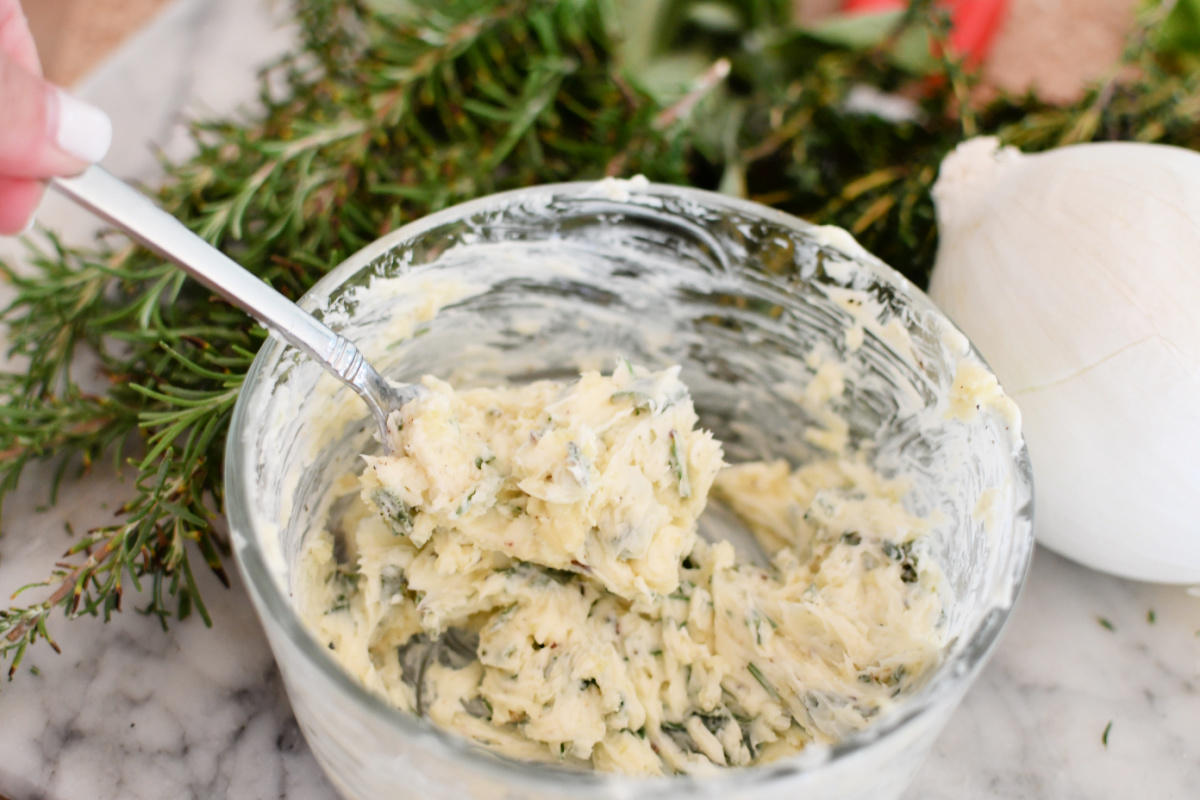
[
  {"left": 1147, "top": 609, "right": 1156, "bottom": 624},
  {"left": 3, "top": 0, "right": 1199, "bottom": 682},
  {"left": 1102, "top": 720, "right": 1112, "bottom": 748},
  {"left": 1098, "top": 617, "right": 1116, "bottom": 633}
]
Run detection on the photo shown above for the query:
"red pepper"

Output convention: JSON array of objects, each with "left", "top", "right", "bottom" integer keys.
[{"left": 841, "top": 0, "right": 1009, "bottom": 66}]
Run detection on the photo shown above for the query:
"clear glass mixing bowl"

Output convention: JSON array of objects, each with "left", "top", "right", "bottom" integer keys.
[{"left": 225, "top": 181, "right": 1034, "bottom": 800}]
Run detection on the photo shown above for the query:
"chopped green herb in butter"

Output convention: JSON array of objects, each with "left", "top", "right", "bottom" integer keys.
[{"left": 299, "top": 364, "right": 944, "bottom": 775}]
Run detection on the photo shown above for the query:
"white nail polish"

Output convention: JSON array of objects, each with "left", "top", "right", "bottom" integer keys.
[{"left": 54, "top": 88, "right": 113, "bottom": 163}]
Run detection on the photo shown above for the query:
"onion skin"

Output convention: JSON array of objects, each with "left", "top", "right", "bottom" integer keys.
[{"left": 929, "top": 137, "right": 1200, "bottom": 584}]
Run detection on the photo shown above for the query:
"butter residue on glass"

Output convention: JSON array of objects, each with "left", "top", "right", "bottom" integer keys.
[{"left": 297, "top": 362, "right": 947, "bottom": 775}]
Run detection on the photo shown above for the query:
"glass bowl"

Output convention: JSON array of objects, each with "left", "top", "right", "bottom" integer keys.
[{"left": 225, "top": 180, "right": 1034, "bottom": 800}]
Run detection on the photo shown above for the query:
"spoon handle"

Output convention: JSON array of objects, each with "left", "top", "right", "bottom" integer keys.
[{"left": 50, "top": 166, "right": 390, "bottom": 423}]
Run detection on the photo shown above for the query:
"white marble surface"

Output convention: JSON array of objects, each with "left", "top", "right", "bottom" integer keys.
[{"left": 1, "top": 2, "right": 1198, "bottom": 798}]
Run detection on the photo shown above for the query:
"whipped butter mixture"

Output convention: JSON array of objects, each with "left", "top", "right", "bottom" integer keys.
[{"left": 299, "top": 362, "right": 944, "bottom": 775}]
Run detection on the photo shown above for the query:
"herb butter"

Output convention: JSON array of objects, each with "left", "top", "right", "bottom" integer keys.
[{"left": 299, "top": 364, "right": 944, "bottom": 775}]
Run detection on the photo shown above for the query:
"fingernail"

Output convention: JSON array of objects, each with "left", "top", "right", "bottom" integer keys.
[{"left": 53, "top": 88, "right": 113, "bottom": 163}]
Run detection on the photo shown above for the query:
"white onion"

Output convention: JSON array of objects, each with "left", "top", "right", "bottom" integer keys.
[{"left": 928, "top": 137, "right": 1200, "bottom": 584}]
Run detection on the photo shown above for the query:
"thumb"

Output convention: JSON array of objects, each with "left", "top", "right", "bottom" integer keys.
[{"left": 0, "top": 49, "right": 112, "bottom": 180}]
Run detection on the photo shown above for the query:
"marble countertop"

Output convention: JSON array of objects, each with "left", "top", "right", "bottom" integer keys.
[{"left": 1, "top": 2, "right": 1197, "bottom": 798}]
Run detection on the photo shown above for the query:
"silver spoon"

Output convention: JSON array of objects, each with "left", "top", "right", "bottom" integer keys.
[{"left": 51, "top": 165, "right": 420, "bottom": 451}]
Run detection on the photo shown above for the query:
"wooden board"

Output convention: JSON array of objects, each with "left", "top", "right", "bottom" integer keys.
[{"left": 23, "top": 0, "right": 172, "bottom": 86}]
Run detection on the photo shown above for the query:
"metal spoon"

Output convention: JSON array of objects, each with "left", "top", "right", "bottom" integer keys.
[{"left": 51, "top": 165, "right": 420, "bottom": 450}]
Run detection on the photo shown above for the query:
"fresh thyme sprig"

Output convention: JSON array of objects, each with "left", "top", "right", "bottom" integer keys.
[{"left": 3, "top": 0, "right": 1199, "bottom": 681}]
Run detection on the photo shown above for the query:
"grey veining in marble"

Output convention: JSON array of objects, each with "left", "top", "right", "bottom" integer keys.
[
  {"left": 908, "top": 549, "right": 1200, "bottom": 799},
  {"left": 0, "top": 465, "right": 334, "bottom": 800},
  {"left": 1, "top": 1, "right": 1198, "bottom": 798}
]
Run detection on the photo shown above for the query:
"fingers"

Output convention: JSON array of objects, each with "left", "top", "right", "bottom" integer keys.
[
  {"left": 0, "top": 0, "right": 41, "bottom": 75},
  {"left": 0, "top": 2, "right": 111, "bottom": 236},
  {"left": 0, "top": 0, "right": 49, "bottom": 234},
  {"left": 0, "top": 52, "right": 112, "bottom": 179},
  {"left": 0, "top": 175, "right": 44, "bottom": 235}
]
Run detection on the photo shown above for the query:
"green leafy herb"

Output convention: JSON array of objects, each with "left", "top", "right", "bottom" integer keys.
[
  {"left": 668, "top": 579, "right": 695, "bottom": 601},
  {"left": 1147, "top": 608, "right": 1156, "bottom": 624},
  {"left": 373, "top": 488, "right": 415, "bottom": 536},
  {"left": 564, "top": 441, "right": 590, "bottom": 488},
  {"left": 1102, "top": 720, "right": 1113, "bottom": 748},
  {"left": 747, "top": 607, "right": 777, "bottom": 644},
  {"left": 462, "top": 695, "right": 493, "bottom": 719},
  {"left": 455, "top": 488, "right": 478, "bottom": 518},
  {"left": 883, "top": 539, "right": 918, "bottom": 583},
  {"left": 610, "top": 390, "right": 654, "bottom": 413},
  {"left": 668, "top": 429, "right": 691, "bottom": 498},
  {"left": 380, "top": 564, "right": 408, "bottom": 600},
  {"left": 328, "top": 564, "right": 361, "bottom": 613},
  {"left": 747, "top": 661, "right": 780, "bottom": 702},
  {"left": 1098, "top": 617, "right": 1116, "bottom": 632},
  {"left": 329, "top": 596, "right": 351, "bottom": 613}
]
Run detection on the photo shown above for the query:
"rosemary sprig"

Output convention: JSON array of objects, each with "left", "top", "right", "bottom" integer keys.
[
  {"left": 0, "top": 0, "right": 687, "bottom": 679},
  {"left": 3, "top": 0, "right": 1199, "bottom": 682}
]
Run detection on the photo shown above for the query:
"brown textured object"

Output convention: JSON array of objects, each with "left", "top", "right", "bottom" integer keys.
[
  {"left": 793, "top": 0, "right": 843, "bottom": 25},
  {"left": 982, "top": 0, "right": 1140, "bottom": 103},
  {"left": 22, "top": 0, "right": 171, "bottom": 86},
  {"left": 793, "top": 0, "right": 1140, "bottom": 104}
]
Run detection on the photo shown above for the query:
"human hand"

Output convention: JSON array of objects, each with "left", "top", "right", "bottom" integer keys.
[{"left": 0, "top": 0, "right": 112, "bottom": 234}]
